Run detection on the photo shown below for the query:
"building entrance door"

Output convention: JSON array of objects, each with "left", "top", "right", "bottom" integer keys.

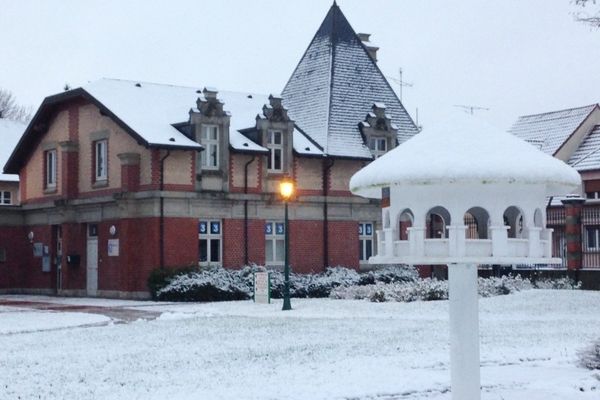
[{"left": 86, "top": 225, "right": 98, "bottom": 296}]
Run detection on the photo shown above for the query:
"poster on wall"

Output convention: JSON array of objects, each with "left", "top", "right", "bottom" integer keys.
[
  {"left": 42, "top": 255, "right": 51, "bottom": 272},
  {"left": 108, "top": 239, "right": 119, "bottom": 257},
  {"left": 33, "top": 243, "right": 43, "bottom": 257}
]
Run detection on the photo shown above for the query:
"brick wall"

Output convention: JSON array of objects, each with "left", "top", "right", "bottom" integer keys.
[
  {"left": 290, "top": 220, "right": 324, "bottom": 273},
  {"left": 222, "top": 219, "right": 266, "bottom": 267},
  {"left": 327, "top": 221, "right": 359, "bottom": 269}
]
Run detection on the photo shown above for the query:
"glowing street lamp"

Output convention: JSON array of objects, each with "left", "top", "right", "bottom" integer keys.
[{"left": 279, "top": 176, "right": 295, "bottom": 311}]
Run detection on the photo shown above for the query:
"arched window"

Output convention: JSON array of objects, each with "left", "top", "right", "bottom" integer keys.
[
  {"left": 464, "top": 207, "right": 490, "bottom": 239},
  {"left": 503, "top": 206, "right": 525, "bottom": 238},
  {"left": 426, "top": 206, "right": 451, "bottom": 239},
  {"left": 398, "top": 209, "right": 414, "bottom": 240}
]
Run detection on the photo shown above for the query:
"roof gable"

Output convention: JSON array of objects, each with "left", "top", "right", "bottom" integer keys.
[
  {"left": 508, "top": 104, "right": 598, "bottom": 156},
  {"left": 281, "top": 3, "right": 418, "bottom": 158},
  {"left": 569, "top": 124, "right": 600, "bottom": 171}
]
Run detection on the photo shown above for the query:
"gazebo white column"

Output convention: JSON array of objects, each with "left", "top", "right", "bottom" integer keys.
[{"left": 350, "top": 111, "right": 581, "bottom": 400}]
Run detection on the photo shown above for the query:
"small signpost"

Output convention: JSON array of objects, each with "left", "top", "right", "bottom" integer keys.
[{"left": 253, "top": 272, "right": 271, "bottom": 304}]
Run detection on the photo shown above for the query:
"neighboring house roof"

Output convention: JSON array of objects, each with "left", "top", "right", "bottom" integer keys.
[
  {"left": 281, "top": 2, "right": 419, "bottom": 159},
  {"left": 508, "top": 104, "right": 598, "bottom": 156},
  {"left": 569, "top": 125, "right": 600, "bottom": 171},
  {"left": 0, "top": 118, "right": 26, "bottom": 182}
]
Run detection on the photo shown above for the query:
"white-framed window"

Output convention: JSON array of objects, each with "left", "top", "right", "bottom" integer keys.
[
  {"left": 200, "top": 125, "right": 219, "bottom": 169},
  {"left": 0, "top": 191, "right": 11, "bottom": 205},
  {"left": 368, "top": 137, "right": 387, "bottom": 159},
  {"left": 199, "top": 220, "right": 222, "bottom": 265},
  {"left": 267, "top": 130, "right": 283, "bottom": 172},
  {"left": 45, "top": 149, "right": 57, "bottom": 189},
  {"left": 95, "top": 139, "right": 108, "bottom": 181},
  {"left": 359, "top": 222, "right": 374, "bottom": 262},
  {"left": 265, "top": 221, "right": 285, "bottom": 265},
  {"left": 586, "top": 226, "right": 600, "bottom": 251},
  {"left": 586, "top": 191, "right": 600, "bottom": 200}
]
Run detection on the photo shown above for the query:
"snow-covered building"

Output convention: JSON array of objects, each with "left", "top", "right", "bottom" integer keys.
[
  {"left": 0, "top": 3, "right": 418, "bottom": 297},
  {"left": 509, "top": 104, "right": 600, "bottom": 276}
]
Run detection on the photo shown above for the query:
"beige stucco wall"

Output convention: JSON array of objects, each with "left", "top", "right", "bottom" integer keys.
[
  {"left": 78, "top": 104, "right": 150, "bottom": 193},
  {"left": 330, "top": 159, "right": 365, "bottom": 192},
  {"left": 0, "top": 181, "right": 19, "bottom": 205},
  {"left": 164, "top": 151, "right": 193, "bottom": 186},
  {"left": 23, "top": 109, "right": 69, "bottom": 200},
  {"left": 296, "top": 158, "right": 322, "bottom": 192},
  {"left": 230, "top": 153, "right": 260, "bottom": 189}
]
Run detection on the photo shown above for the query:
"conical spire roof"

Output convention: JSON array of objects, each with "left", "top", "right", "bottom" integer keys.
[{"left": 282, "top": 2, "right": 419, "bottom": 158}]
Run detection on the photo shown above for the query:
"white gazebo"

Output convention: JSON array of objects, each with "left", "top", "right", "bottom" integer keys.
[{"left": 350, "top": 112, "right": 581, "bottom": 400}]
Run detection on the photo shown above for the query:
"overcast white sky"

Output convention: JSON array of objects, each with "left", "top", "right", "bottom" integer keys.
[{"left": 1, "top": 0, "right": 598, "bottom": 130}]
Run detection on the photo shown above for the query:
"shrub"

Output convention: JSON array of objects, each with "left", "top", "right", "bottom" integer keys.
[
  {"left": 532, "top": 277, "right": 581, "bottom": 290},
  {"left": 579, "top": 339, "right": 600, "bottom": 370},
  {"left": 147, "top": 265, "right": 198, "bottom": 300},
  {"left": 156, "top": 266, "right": 252, "bottom": 302}
]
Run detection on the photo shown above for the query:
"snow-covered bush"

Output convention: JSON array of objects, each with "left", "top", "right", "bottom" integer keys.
[
  {"left": 331, "top": 274, "right": 546, "bottom": 303},
  {"left": 358, "top": 265, "right": 419, "bottom": 285},
  {"left": 330, "top": 279, "right": 449, "bottom": 302},
  {"left": 477, "top": 275, "right": 532, "bottom": 297},
  {"left": 156, "top": 266, "right": 252, "bottom": 302},
  {"left": 532, "top": 277, "right": 581, "bottom": 290},
  {"left": 579, "top": 339, "right": 600, "bottom": 370}
]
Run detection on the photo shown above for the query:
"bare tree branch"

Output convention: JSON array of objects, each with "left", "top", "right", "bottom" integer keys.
[
  {"left": 0, "top": 88, "right": 32, "bottom": 123},
  {"left": 573, "top": 0, "right": 600, "bottom": 28}
]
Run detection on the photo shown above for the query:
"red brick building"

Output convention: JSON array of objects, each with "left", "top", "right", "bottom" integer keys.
[{"left": 0, "top": 4, "right": 418, "bottom": 298}]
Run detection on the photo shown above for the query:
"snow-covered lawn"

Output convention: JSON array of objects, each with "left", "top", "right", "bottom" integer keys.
[{"left": 0, "top": 290, "right": 599, "bottom": 399}]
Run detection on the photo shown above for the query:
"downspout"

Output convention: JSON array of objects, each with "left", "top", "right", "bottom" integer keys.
[
  {"left": 243, "top": 155, "right": 256, "bottom": 266},
  {"left": 323, "top": 158, "right": 335, "bottom": 268},
  {"left": 159, "top": 149, "right": 171, "bottom": 269}
]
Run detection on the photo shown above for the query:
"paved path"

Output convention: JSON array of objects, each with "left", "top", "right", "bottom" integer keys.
[{"left": 0, "top": 299, "right": 161, "bottom": 323}]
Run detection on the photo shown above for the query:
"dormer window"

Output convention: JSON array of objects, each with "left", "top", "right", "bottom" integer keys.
[
  {"left": 200, "top": 125, "right": 219, "bottom": 169},
  {"left": 369, "top": 137, "right": 387, "bottom": 159},
  {"left": 267, "top": 130, "right": 283, "bottom": 172}
]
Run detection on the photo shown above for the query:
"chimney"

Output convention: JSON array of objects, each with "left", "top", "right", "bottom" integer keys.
[{"left": 357, "top": 33, "right": 379, "bottom": 62}]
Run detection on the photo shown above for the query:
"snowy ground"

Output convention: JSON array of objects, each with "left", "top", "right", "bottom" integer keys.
[{"left": 0, "top": 290, "right": 599, "bottom": 399}]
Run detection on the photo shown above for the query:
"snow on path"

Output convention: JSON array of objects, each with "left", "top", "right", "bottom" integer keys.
[{"left": 0, "top": 290, "right": 599, "bottom": 399}]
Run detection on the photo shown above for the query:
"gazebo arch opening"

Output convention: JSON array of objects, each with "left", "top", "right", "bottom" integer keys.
[
  {"left": 426, "top": 206, "right": 451, "bottom": 239},
  {"left": 504, "top": 206, "right": 525, "bottom": 238},
  {"left": 464, "top": 206, "right": 490, "bottom": 239},
  {"left": 398, "top": 209, "right": 414, "bottom": 240}
]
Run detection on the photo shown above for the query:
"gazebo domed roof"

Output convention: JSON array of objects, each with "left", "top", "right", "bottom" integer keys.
[{"left": 350, "top": 111, "right": 581, "bottom": 199}]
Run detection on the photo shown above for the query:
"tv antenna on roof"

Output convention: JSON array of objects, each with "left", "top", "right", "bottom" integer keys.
[
  {"left": 386, "top": 68, "right": 413, "bottom": 102},
  {"left": 453, "top": 104, "right": 490, "bottom": 115}
]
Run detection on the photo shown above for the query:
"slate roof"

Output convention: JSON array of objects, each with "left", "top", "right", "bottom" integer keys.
[
  {"left": 508, "top": 104, "right": 597, "bottom": 155},
  {"left": 281, "top": 2, "right": 418, "bottom": 159},
  {"left": 569, "top": 125, "right": 600, "bottom": 171},
  {"left": 0, "top": 119, "right": 26, "bottom": 181}
]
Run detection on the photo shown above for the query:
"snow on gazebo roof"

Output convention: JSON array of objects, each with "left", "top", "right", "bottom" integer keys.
[{"left": 350, "top": 111, "right": 581, "bottom": 199}]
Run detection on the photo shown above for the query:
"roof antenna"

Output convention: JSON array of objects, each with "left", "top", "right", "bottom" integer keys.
[
  {"left": 386, "top": 67, "right": 413, "bottom": 102},
  {"left": 453, "top": 104, "right": 490, "bottom": 115}
]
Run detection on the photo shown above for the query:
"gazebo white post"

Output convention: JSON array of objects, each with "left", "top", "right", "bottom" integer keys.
[{"left": 448, "top": 263, "right": 481, "bottom": 400}]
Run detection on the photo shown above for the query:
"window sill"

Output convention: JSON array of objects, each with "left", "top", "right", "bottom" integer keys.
[
  {"left": 200, "top": 168, "right": 223, "bottom": 176},
  {"left": 92, "top": 180, "right": 109, "bottom": 189},
  {"left": 43, "top": 187, "right": 57, "bottom": 195}
]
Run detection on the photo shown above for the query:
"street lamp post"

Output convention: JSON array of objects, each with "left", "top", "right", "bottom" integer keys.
[{"left": 279, "top": 177, "right": 295, "bottom": 311}]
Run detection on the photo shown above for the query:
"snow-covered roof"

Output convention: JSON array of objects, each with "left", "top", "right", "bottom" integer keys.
[
  {"left": 84, "top": 79, "right": 276, "bottom": 152},
  {"left": 293, "top": 127, "right": 324, "bottom": 157},
  {"left": 350, "top": 111, "right": 581, "bottom": 199},
  {"left": 0, "top": 119, "right": 26, "bottom": 181},
  {"left": 281, "top": 3, "right": 419, "bottom": 159},
  {"left": 568, "top": 125, "right": 600, "bottom": 171},
  {"left": 508, "top": 104, "right": 597, "bottom": 156}
]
